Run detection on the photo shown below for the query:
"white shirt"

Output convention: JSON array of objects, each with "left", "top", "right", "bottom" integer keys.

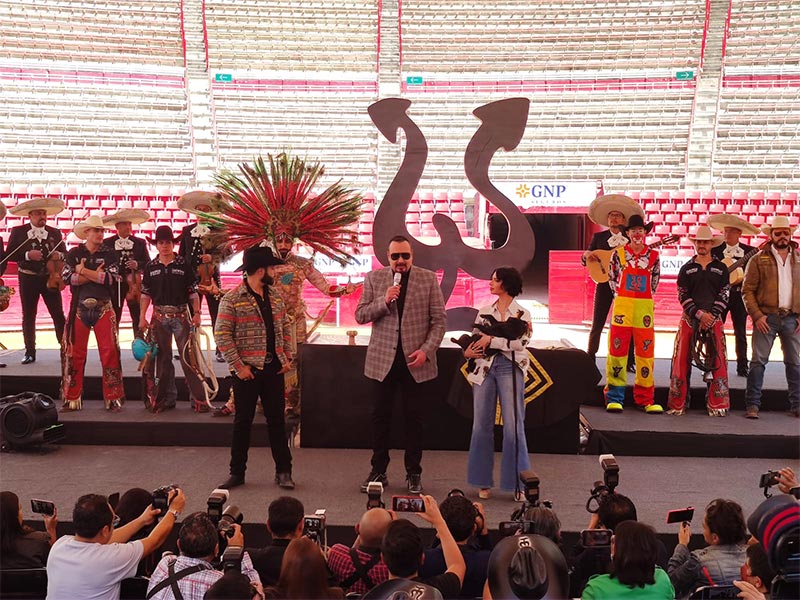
[
  {"left": 770, "top": 245, "right": 793, "bottom": 310},
  {"left": 723, "top": 244, "right": 744, "bottom": 259},
  {"left": 46, "top": 536, "right": 144, "bottom": 600},
  {"left": 466, "top": 298, "right": 532, "bottom": 386}
]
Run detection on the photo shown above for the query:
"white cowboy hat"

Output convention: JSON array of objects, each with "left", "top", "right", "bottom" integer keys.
[
  {"left": 177, "top": 190, "right": 222, "bottom": 215},
  {"left": 102, "top": 208, "right": 151, "bottom": 226},
  {"left": 761, "top": 215, "right": 797, "bottom": 236},
  {"left": 587, "top": 194, "right": 644, "bottom": 226},
  {"left": 706, "top": 214, "right": 760, "bottom": 236},
  {"left": 0, "top": 201, "right": 6, "bottom": 220},
  {"left": 8, "top": 197, "right": 65, "bottom": 217},
  {"left": 688, "top": 225, "right": 724, "bottom": 245},
  {"left": 73, "top": 215, "right": 107, "bottom": 240}
]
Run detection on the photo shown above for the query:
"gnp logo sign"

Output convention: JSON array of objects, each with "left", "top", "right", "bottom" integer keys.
[{"left": 496, "top": 181, "right": 599, "bottom": 210}]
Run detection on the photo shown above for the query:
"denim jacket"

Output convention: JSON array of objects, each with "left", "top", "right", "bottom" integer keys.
[{"left": 668, "top": 542, "right": 747, "bottom": 598}]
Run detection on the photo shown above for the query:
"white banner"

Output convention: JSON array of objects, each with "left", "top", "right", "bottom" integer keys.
[
  {"left": 659, "top": 254, "right": 691, "bottom": 277},
  {"left": 495, "top": 181, "right": 600, "bottom": 209}
]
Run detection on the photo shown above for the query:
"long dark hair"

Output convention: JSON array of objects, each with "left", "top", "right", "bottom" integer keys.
[
  {"left": 1, "top": 491, "right": 33, "bottom": 556},
  {"left": 274, "top": 537, "right": 343, "bottom": 599},
  {"left": 610, "top": 520, "right": 659, "bottom": 588}
]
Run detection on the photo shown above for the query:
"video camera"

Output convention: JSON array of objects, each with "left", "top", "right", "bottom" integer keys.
[
  {"left": 152, "top": 484, "right": 179, "bottom": 520},
  {"left": 586, "top": 454, "right": 619, "bottom": 513},
  {"left": 303, "top": 509, "right": 327, "bottom": 548},
  {"left": 366, "top": 481, "right": 385, "bottom": 510}
]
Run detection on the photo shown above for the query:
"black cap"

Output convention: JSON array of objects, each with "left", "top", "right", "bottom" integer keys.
[{"left": 235, "top": 246, "right": 284, "bottom": 272}]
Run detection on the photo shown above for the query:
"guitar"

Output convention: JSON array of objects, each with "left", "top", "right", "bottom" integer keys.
[
  {"left": 721, "top": 243, "right": 764, "bottom": 286},
  {"left": 587, "top": 235, "right": 680, "bottom": 284}
]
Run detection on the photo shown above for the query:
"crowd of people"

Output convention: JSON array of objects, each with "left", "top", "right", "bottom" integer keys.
[{"left": 1, "top": 465, "right": 798, "bottom": 599}]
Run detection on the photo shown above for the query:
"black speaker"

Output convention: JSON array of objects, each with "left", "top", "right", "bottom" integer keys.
[{"left": 0, "top": 393, "right": 65, "bottom": 450}]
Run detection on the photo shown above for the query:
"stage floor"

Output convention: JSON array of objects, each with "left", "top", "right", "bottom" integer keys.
[{"left": 3, "top": 444, "right": 797, "bottom": 535}]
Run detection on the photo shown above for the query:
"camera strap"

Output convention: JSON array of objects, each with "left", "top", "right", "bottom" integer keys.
[
  {"left": 145, "top": 558, "right": 211, "bottom": 600},
  {"left": 340, "top": 547, "right": 380, "bottom": 590}
]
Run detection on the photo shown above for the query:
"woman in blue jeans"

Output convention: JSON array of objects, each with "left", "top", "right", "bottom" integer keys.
[{"left": 464, "top": 267, "right": 532, "bottom": 499}]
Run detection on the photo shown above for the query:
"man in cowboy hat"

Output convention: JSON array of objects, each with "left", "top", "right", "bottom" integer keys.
[
  {"left": 582, "top": 194, "right": 642, "bottom": 371},
  {"left": 62, "top": 215, "right": 125, "bottom": 411},
  {"left": 604, "top": 214, "right": 663, "bottom": 414},
  {"left": 6, "top": 197, "right": 67, "bottom": 364},
  {"left": 177, "top": 191, "right": 226, "bottom": 362},
  {"left": 103, "top": 209, "right": 151, "bottom": 339},
  {"left": 709, "top": 214, "right": 761, "bottom": 377},
  {"left": 214, "top": 246, "right": 295, "bottom": 490},
  {"left": 667, "top": 226, "right": 730, "bottom": 417},
  {"left": 742, "top": 216, "right": 800, "bottom": 419},
  {"left": 139, "top": 225, "right": 208, "bottom": 413}
]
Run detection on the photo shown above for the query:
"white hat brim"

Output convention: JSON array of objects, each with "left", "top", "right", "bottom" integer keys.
[
  {"left": 706, "top": 214, "right": 760, "bottom": 236},
  {"left": 8, "top": 197, "right": 65, "bottom": 217},
  {"left": 177, "top": 191, "right": 222, "bottom": 215},
  {"left": 587, "top": 194, "right": 644, "bottom": 226}
]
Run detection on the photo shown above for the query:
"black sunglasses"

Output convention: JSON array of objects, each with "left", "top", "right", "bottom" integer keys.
[{"left": 390, "top": 252, "right": 411, "bottom": 260}]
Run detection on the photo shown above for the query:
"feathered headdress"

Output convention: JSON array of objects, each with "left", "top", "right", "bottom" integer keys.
[{"left": 202, "top": 153, "right": 363, "bottom": 265}]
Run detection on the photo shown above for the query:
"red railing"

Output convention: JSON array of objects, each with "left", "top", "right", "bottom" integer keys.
[
  {"left": 376, "top": 0, "right": 382, "bottom": 73},
  {"left": 202, "top": 0, "right": 210, "bottom": 69},
  {"left": 397, "top": 0, "right": 403, "bottom": 71},
  {"left": 721, "top": 0, "right": 733, "bottom": 62},
  {"left": 179, "top": 0, "right": 187, "bottom": 68},
  {"left": 699, "top": 0, "right": 711, "bottom": 69}
]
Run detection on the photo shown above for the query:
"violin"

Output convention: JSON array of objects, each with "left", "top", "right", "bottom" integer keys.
[
  {"left": 126, "top": 270, "right": 142, "bottom": 303},
  {"left": 197, "top": 262, "right": 222, "bottom": 298},
  {"left": 46, "top": 244, "right": 66, "bottom": 292}
]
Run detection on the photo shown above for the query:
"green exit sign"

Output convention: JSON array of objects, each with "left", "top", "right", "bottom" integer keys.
[
  {"left": 215, "top": 73, "right": 233, "bottom": 82},
  {"left": 406, "top": 76, "right": 423, "bottom": 85},
  {"left": 675, "top": 70, "right": 695, "bottom": 80}
]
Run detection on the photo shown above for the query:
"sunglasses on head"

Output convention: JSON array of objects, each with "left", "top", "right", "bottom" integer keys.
[{"left": 390, "top": 252, "right": 411, "bottom": 260}]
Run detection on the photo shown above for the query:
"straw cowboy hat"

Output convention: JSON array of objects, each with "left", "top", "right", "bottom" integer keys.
[
  {"left": 0, "top": 201, "right": 6, "bottom": 220},
  {"left": 8, "top": 197, "right": 65, "bottom": 217},
  {"left": 688, "top": 225, "right": 724, "bottom": 245},
  {"left": 761, "top": 215, "right": 797, "bottom": 236},
  {"left": 102, "top": 208, "right": 151, "bottom": 226},
  {"left": 73, "top": 215, "right": 108, "bottom": 240},
  {"left": 587, "top": 194, "right": 644, "bottom": 226},
  {"left": 707, "top": 214, "right": 760, "bottom": 236},
  {"left": 177, "top": 190, "right": 222, "bottom": 215}
]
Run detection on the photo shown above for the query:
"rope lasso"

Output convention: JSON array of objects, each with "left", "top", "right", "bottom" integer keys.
[{"left": 690, "top": 317, "right": 719, "bottom": 379}]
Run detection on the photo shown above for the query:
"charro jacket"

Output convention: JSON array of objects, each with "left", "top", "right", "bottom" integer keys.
[
  {"left": 215, "top": 283, "right": 293, "bottom": 373},
  {"left": 741, "top": 241, "right": 800, "bottom": 322}
]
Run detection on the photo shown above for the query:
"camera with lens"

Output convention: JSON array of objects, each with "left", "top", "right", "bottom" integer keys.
[
  {"left": 506, "top": 470, "right": 553, "bottom": 527},
  {"left": 366, "top": 482, "right": 385, "bottom": 510},
  {"left": 303, "top": 509, "right": 327, "bottom": 547},
  {"left": 217, "top": 505, "right": 243, "bottom": 539},
  {"left": 759, "top": 471, "right": 780, "bottom": 498},
  {"left": 586, "top": 454, "right": 620, "bottom": 513},
  {"left": 152, "top": 484, "right": 178, "bottom": 517}
]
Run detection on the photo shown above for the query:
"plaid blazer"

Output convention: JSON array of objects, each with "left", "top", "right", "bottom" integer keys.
[{"left": 355, "top": 266, "right": 446, "bottom": 383}]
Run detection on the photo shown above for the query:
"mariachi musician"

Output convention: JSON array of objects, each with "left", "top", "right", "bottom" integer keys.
[
  {"left": 708, "top": 214, "right": 760, "bottom": 377},
  {"left": 177, "top": 191, "right": 226, "bottom": 363},
  {"left": 6, "top": 197, "right": 67, "bottom": 365},
  {"left": 103, "top": 209, "right": 151, "bottom": 339}
]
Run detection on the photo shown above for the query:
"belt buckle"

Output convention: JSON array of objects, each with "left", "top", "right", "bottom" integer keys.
[
  {"left": 82, "top": 298, "right": 98, "bottom": 309},
  {"left": 265, "top": 352, "right": 273, "bottom": 364}
]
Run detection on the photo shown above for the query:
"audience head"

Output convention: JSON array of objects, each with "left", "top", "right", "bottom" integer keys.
[
  {"left": 178, "top": 512, "right": 219, "bottom": 559},
  {"left": 704, "top": 498, "right": 747, "bottom": 546},
  {"left": 1, "top": 491, "right": 30, "bottom": 555},
  {"left": 73, "top": 494, "right": 115, "bottom": 540},
  {"left": 744, "top": 542, "right": 775, "bottom": 593},
  {"left": 356, "top": 507, "right": 394, "bottom": 548},
  {"left": 114, "top": 488, "right": 154, "bottom": 528},
  {"left": 382, "top": 519, "right": 424, "bottom": 578},
  {"left": 597, "top": 493, "right": 637, "bottom": 532},
  {"left": 488, "top": 534, "right": 569, "bottom": 599},
  {"left": 275, "top": 537, "right": 335, "bottom": 599},
  {"left": 439, "top": 495, "right": 478, "bottom": 543},
  {"left": 267, "top": 496, "right": 304, "bottom": 539},
  {"left": 204, "top": 569, "right": 259, "bottom": 600},
  {"left": 609, "top": 520, "right": 658, "bottom": 588},
  {"left": 522, "top": 506, "right": 562, "bottom": 544}
]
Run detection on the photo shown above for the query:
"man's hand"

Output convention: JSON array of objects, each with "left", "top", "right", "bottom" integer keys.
[
  {"left": 587, "top": 512, "right": 601, "bottom": 530},
  {"left": 228, "top": 523, "right": 244, "bottom": 547},
  {"left": 733, "top": 580, "right": 767, "bottom": 600},
  {"left": 126, "top": 259, "right": 138, "bottom": 270},
  {"left": 278, "top": 362, "right": 292, "bottom": 375},
  {"left": 777, "top": 467, "right": 799, "bottom": 494},
  {"left": 414, "top": 495, "right": 445, "bottom": 527},
  {"left": 678, "top": 522, "right": 691, "bottom": 546},
  {"left": 44, "top": 507, "right": 58, "bottom": 539},
  {"left": 28, "top": 249, "right": 44, "bottom": 261},
  {"left": 755, "top": 316, "right": 770, "bottom": 334},
  {"left": 236, "top": 365, "right": 255, "bottom": 380},
  {"left": 168, "top": 488, "right": 187, "bottom": 514},
  {"left": 138, "top": 319, "right": 149, "bottom": 333},
  {"left": 699, "top": 312, "right": 715, "bottom": 331},
  {"left": 473, "top": 502, "right": 488, "bottom": 535},
  {"left": 191, "top": 312, "right": 201, "bottom": 327},
  {"left": 385, "top": 284, "right": 400, "bottom": 305},
  {"left": 200, "top": 254, "right": 212, "bottom": 264},
  {"left": 138, "top": 504, "right": 162, "bottom": 526},
  {"left": 407, "top": 349, "right": 427, "bottom": 368}
]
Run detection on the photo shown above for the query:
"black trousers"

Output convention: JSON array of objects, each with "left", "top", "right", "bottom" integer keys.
[
  {"left": 587, "top": 282, "right": 635, "bottom": 363},
  {"left": 199, "top": 290, "right": 220, "bottom": 328},
  {"left": 230, "top": 362, "right": 292, "bottom": 477},
  {"left": 369, "top": 358, "right": 431, "bottom": 476},
  {"left": 722, "top": 287, "right": 748, "bottom": 368},
  {"left": 112, "top": 278, "right": 142, "bottom": 339},
  {"left": 19, "top": 272, "right": 66, "bottom": 356}
]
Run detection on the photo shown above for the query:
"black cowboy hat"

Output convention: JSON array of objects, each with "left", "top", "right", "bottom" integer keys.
[
  {"left": 147, "top": 225, "right": 180, "bottom": 245},
  {"left": 235, "top": 246, "right": 284, "bottom": 272},
  {"left": 488, "top": 534, "right": 569, "bottom": 600},
  {"left": 623, "top": 214, "right": 654, "bottom": 234}
]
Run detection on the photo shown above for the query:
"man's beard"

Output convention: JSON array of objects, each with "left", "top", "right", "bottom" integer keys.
[{"left": 773, "top": 238, "right": 789, "bottom": 248}]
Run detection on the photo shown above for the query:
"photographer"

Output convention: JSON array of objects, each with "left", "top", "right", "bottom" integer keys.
[
  {"left": 47, "top": 489, "right": 186, "bottom": 600},
  {"left": 247, "top": 496, "right": 304, "bottom": 586},
  {"left": 327, "top": 507, "right": 393, "bottom": 595},
  {"left": 0, "top": 491, "right": 57, "bottom": 569},
  {"left": 147, "top": 512, "right": 262, "bottom": 600},
  {"left": 668, "top": 498, "right": 747, "bottom": 598},
  {"left": 364, "top": 495, "right": 465, "bottom": 599},
  {"left": 419, "top": 495, "right": 492, "bottom": 598}
]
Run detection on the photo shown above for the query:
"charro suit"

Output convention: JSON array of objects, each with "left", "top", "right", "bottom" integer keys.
[{"left": 355, "top": 265, "right": 446, "bottom": 474}]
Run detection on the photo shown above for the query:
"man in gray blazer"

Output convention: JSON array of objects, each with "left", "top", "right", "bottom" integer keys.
[{"left": 356, "top": 235, "right": 447, "bottom": 494}]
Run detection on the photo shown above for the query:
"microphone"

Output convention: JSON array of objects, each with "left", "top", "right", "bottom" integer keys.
[{"left": 391, "top": 272, "right": 401, "bottom": 303}]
